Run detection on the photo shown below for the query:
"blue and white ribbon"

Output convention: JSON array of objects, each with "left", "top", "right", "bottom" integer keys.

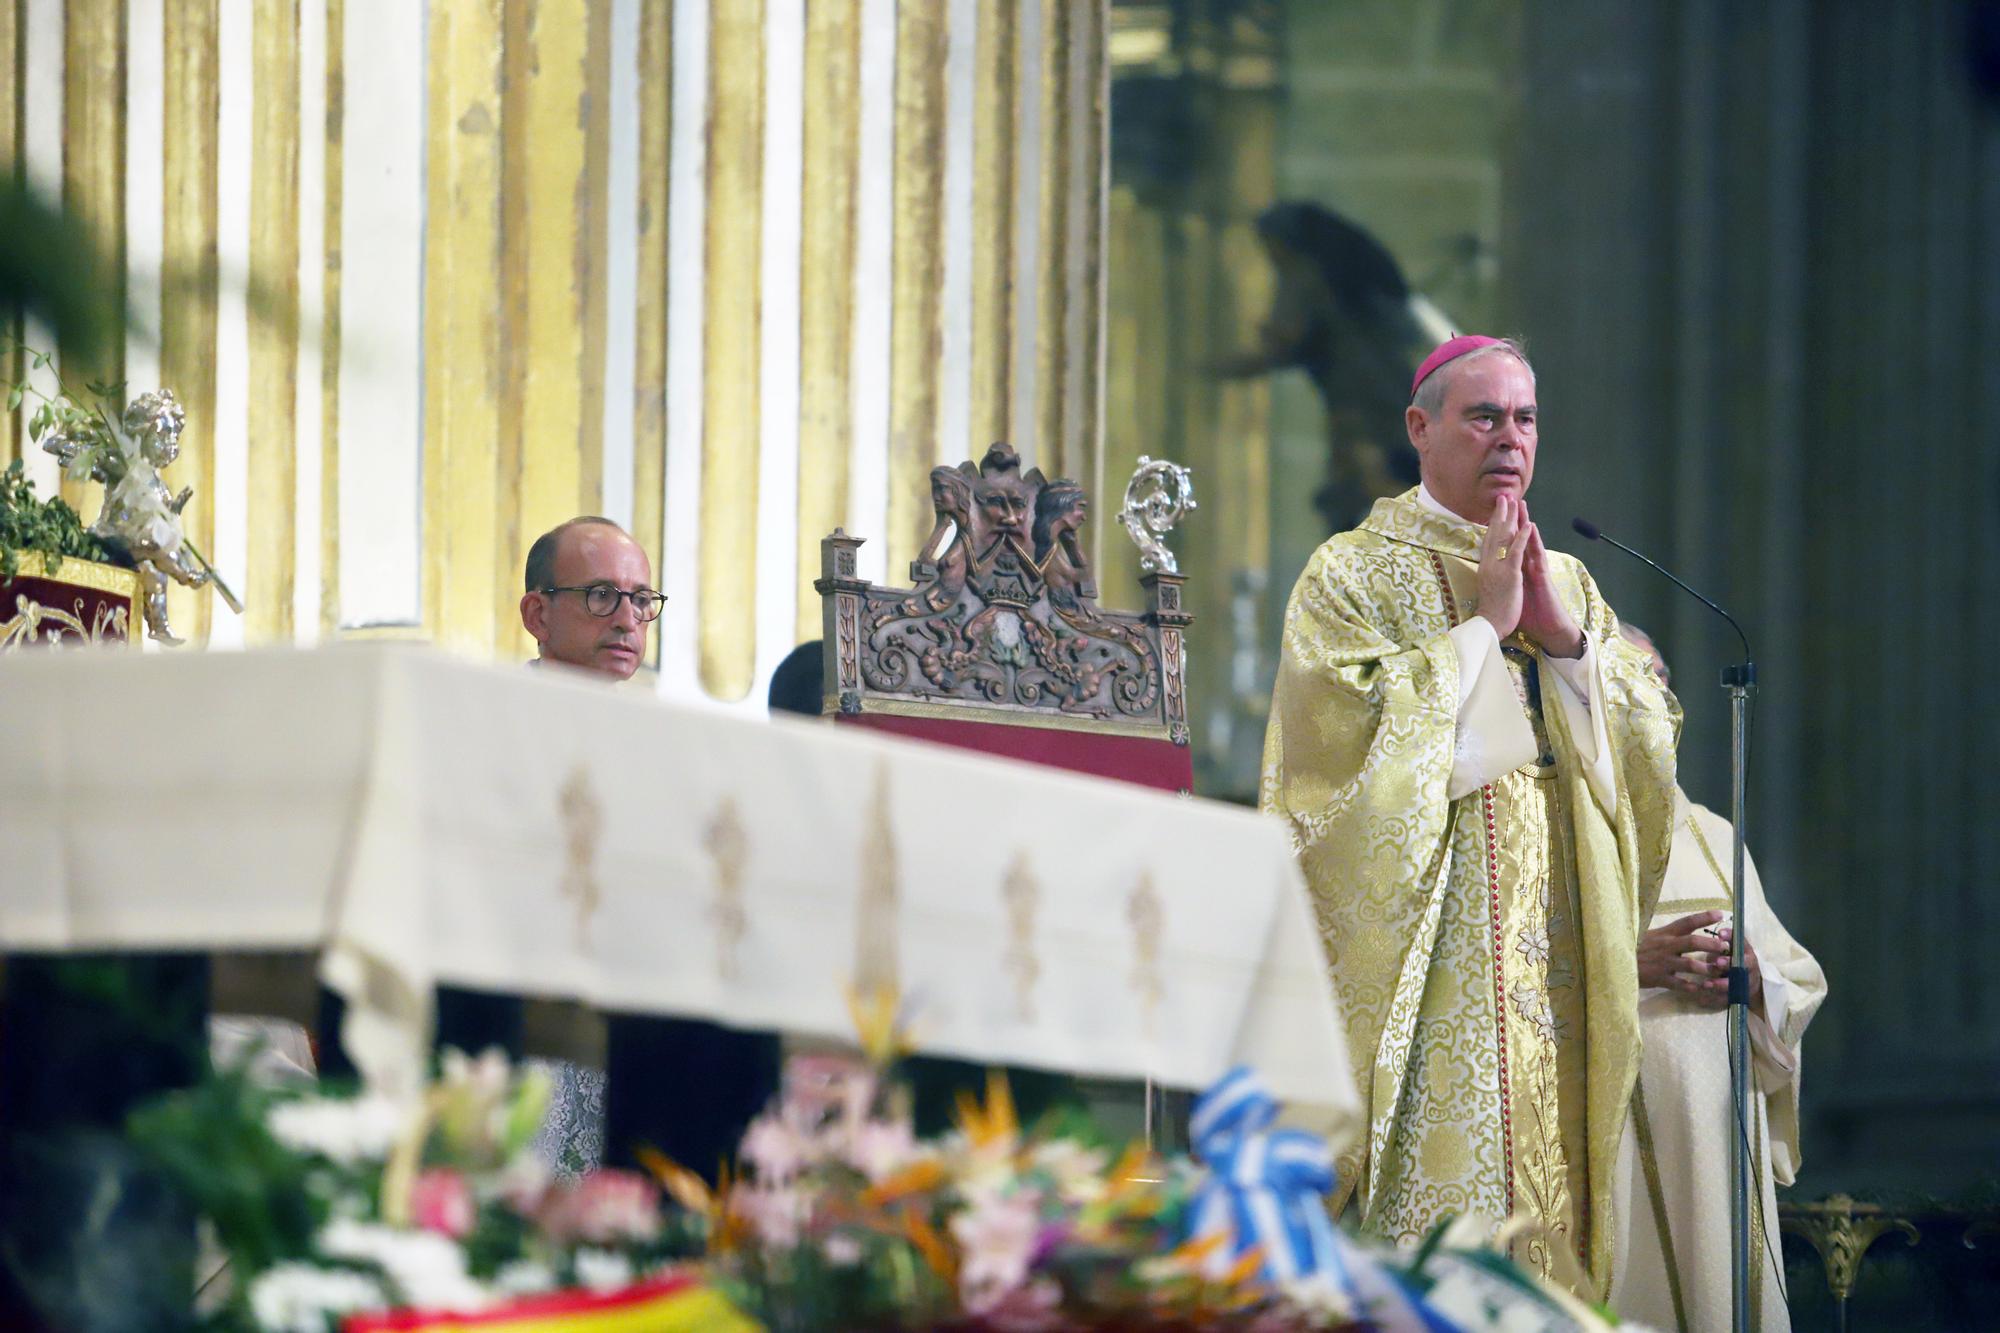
[
  {"left": 1187, "top": 1067, "right": 1458, "bottom": 1332},
  {"left": 1188, "top": 1067, "right": 1347, "bottom": 1287}
]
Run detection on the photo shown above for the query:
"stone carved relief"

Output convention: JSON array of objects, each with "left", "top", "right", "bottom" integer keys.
[{"left": 816, "top": 444, "right": 1193, "bottom": 740}]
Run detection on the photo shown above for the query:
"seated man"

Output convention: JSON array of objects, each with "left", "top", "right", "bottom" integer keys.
[
  {"left": 523, "top": 517, "right": 781, "bottom": 1180},
  {"left": 341, "top": 518, "right": 777, "bottom": 1180},
  {"left": 1610, "top": 626, "right": 1827, "bottom": 1333}
]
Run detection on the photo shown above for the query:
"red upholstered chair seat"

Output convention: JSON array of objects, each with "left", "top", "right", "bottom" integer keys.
[{"left": 835, "top": 710, "right": 1193, "bottom": 794}]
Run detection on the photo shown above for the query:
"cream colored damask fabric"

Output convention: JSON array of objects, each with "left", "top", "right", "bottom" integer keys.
[
  {"left": 1610, "top": 793, "right": 1827, "bottom": 1333},
  {"left": 0, "top": 645, "right": 1357, "bottom": 1138},
  {"left": 1261, "top": 489, "right": 1680, "bottom": 1296}
]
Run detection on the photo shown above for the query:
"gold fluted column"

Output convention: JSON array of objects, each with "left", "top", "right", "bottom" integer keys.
[
  {"left": 61, "top": 0, "right": 126, "bottom": 513},
  {"left": 796, "top": 0, "right": 860, "bottom": 643},
  {"left": 1074, "top": 0, "right": 1106, "bottom": 522},
  {"left": 1032, "top": 0, "right": 1069, "bottom": 479},
  {"left": 423, "top": 0, "right": 504, "bottom": 657},
  {"left": 494, "top": 0, "right": 529, "bottom": 649},
  {"left": 1099, "top": 182, "right": 1166, "bottom": 611},
  {"left": 577, "top": 5, "right": 610, "bottom": 516},
  {"left": 887, "top": 0, "right": 946, "bottom": 572},
  {"left": 1209, "top": 55, "right": 1276, "bottom": 660},
  {"left": 631, "top": 0, "right": 671, "bottom": 631},
  {"left": 968, "top": 0, "right": 1015, "bottom": 457},
  {"left": 698, "top": 0, "right": 764, "bottom": 699},
  {"left": 318, "top": 0, "right": 343, "bottom": 637},
  {"left": 247, "top": 0, "right": 301, "bottom": 643},
  {"left": 1104, "top": 6, "right": 1278, "bottom": 793},
  {"left": 0, "top": 0, "right": 22, "bottom": 468},
  {"left": 502, "top": 0, "right": 612, "bottom": 659},
  {"left": 162, "top": 0, "right": 219, "bottom": 645}
]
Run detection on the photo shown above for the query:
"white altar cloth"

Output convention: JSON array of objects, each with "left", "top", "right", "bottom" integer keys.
[{"left": 0, "top": 645, "right": 1355, "bottom": 1138}]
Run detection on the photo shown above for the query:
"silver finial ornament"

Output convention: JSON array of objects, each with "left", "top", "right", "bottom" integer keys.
[{"left": 1118, "top": 456, "right": 1197, "bottom": 575}]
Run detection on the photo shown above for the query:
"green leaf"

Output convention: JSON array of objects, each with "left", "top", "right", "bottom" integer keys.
[{"left": 5, "top": 385, "right": 19, "bottom": 411}]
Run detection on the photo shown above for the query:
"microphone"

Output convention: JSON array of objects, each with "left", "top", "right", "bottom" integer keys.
[
  {"left": 1570, "top": 516, "right": 1753, "bottom": 672},
  {"left": 1575, "top": 514, "right": 1761, "bottom": 1331}
]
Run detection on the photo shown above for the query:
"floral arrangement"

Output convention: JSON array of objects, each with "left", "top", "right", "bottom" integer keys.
[
  {"left": 679, "top": 1057, "right": 1312, "bottom": 1331},
  {"left": 127, "top": 1049, "right": 720, "bottom": 1333},
  {"left": 129, "top": 1008, "right": 1638, "bottom": 1333}
]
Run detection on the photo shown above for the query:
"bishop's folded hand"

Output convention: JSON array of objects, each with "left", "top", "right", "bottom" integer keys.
[
  {"left": 1477, "top": 493, "right": 1528, "bottom": 639},
  {"left": 1518, "top": 507, "right": 1585, "bottom": 659}
]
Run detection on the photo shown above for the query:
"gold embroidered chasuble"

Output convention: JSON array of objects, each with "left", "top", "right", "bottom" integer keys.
[{"left": 1259, "top": 489, "right": 1679, "bottom": 1294}]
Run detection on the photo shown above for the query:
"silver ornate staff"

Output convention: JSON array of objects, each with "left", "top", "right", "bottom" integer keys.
[
  {"left": 1118, "top": 453, "right": 1195, "bottom": 1156},
  {"left": 1117, "top": 455, "right": 1197, "bottom": 575}
]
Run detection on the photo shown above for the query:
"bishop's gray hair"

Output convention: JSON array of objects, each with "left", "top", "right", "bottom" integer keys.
[{"left": 1410, "top": 337, "right": 1534, "bottom": 416}]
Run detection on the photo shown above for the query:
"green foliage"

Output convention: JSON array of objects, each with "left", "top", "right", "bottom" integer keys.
[
  {"left": 0, "top": 338, "right": 131, "bottom": 580},
  {"left": 0, "top": 457, "right": 124, "bottom": 579},
  {"left": 125, "top": 1064, "right": 326, "bottom": 1279}
]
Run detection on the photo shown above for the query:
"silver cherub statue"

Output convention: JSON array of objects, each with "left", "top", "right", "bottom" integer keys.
[
  {"left": 1117, "top": 455, "right": 1198, "bottom": 575},
  {"left": 44, "top": 389, "right": 238, "bottom": 644}
]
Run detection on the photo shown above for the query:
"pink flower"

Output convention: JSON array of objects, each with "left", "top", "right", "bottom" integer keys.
[
  {"left": 845, "top": 1117, "right": 918, "bottom": 1183},
  {"left": 974, "top": 1276, "right": 1063, "bottom": 1331},
  {"left": 494, "top": 1155, "right": 554, "bottom": 1216},
  {"left": 409, "top": 1168, "right": 476, "bottom": 1240},
  {"left": 537, "top": 1170, "right": 662, "bottom": 1245},
  {"left": 950, "top": 1192, "right": 1042, "bottom": 1315},
  {"left": 781, "top": 1054, "right": 876, "bottom": 1130},
  {"left": 739, "top": 1115, "right": 810, "bottom": 1184},
  {"left": 734, "top": 1184, "right": 810, "bottom": 1250},
  {"left": 821, "top": 1232, "right": 865, "bottom": 1267}
]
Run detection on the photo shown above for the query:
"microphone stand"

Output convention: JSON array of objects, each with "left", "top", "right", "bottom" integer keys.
[
  {"left": 1722, "top": 662, "right": 1755, "bottom": 1333},
  {"left": 1573, "top": 520, "right": 1756, "bottom": 1333}
]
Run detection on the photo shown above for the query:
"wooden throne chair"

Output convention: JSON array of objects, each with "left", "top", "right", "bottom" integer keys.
[{"left": 814, "top": 443, "right": 1193, "bottom": 794}]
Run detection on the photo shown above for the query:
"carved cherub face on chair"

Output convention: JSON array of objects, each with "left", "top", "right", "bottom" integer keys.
[
  {"left": 969, "top": 443, "right": 1042, "bottom": 561},
  {"left": 975, "top": 481, "right": 1029, "bottom": 546},
  {"left": 917, "top": 463, "right": 978, "bottom": 570},
  {"left": 929, "top": 464, "right": 974, "bottom": 526},
  {"left": 1031, "top": 479, "right": 1088, "bottom": 569}
]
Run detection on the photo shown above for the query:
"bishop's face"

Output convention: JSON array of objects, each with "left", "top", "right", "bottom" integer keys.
[{"left": 1406, "top": 352, "right": 1538, "bottom": 525}]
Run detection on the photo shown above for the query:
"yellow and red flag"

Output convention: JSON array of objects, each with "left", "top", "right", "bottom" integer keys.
[{"left": 342, "top": 1274, "right": 759, "bottom": 1333}]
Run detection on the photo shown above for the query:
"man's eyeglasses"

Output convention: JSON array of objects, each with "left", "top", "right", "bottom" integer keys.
[{"left": 541, "top": 584, "right": 667, "bottom": 622}]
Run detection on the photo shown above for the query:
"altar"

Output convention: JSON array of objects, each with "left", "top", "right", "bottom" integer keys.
[{"left": 0, "top": 643, "right": 1354, "bottom": 1130}]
